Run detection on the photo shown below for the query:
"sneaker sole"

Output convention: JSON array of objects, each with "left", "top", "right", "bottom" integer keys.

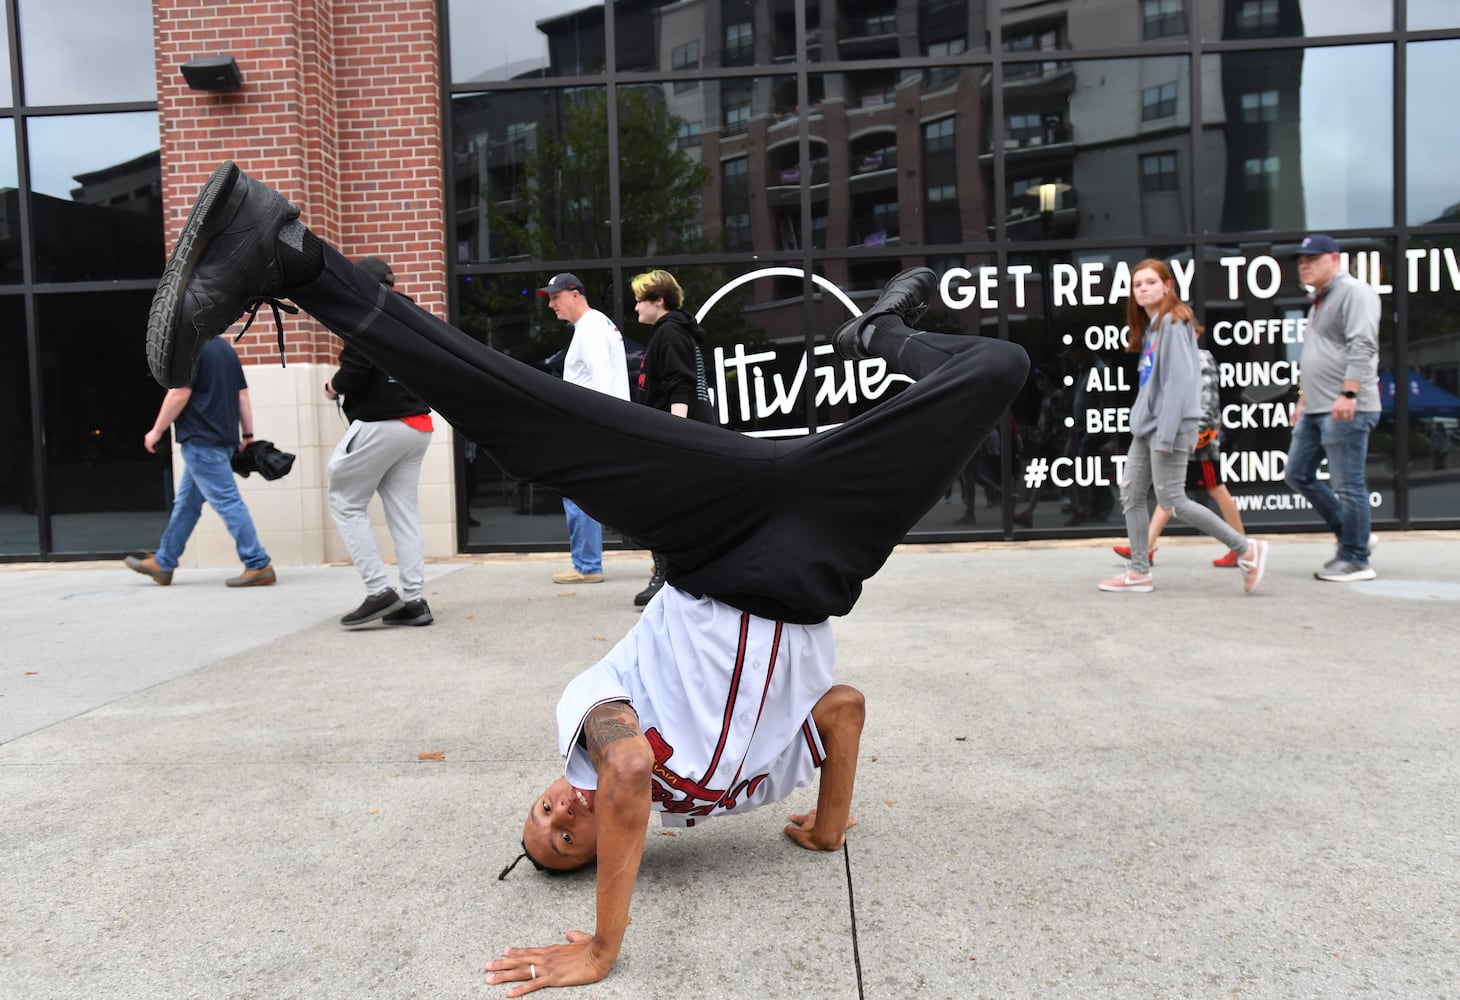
[
  {"left": 383, "top": 614, "right": 434, "bottom": 627},
  {"left": 1315, "top": 568, "right": 1377, "bottom": 582},
  {"left": 1098, "top": 581, "right": 1154, "bottom": 593},
  {"left": 148, "top": 161, "right": 243, "bottom": 387}
]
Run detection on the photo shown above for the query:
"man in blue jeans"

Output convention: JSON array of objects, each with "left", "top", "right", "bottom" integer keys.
[
  {"left": 125, "top": 337, "right": 276, "bottom": 588},
  {"left": 1283, "top": 234, "right": 1382, "bottom": 582}
]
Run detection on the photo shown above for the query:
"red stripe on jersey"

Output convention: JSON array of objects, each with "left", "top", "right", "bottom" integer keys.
[
  {"left": 801, "top": 719, "right": 823, "bottom": 768},
  {"left": 702, "top": 612, "right": 751, "bottom": 782},
  {"left": 717, "top": 621, "right": 784, "bottom": 805}
]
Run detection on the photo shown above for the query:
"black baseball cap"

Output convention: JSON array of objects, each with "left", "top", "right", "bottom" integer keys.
[
  {"left": 538, "top": 272, "right": 585, "bottom": 296},
  {"left": 1294, "top": 234, "right": 1340, "bottom": 256}
]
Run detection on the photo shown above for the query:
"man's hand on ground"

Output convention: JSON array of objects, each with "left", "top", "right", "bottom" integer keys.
[
  {"left": 484, "top": 930, "right": 613, "bottom": 996},
  {"left": 783, "top": 808, "right": 858, "bottom": 851}
]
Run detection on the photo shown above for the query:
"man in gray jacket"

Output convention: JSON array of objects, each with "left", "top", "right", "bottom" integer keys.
[{"left": 1283, "top": 234, "right": 1382, "bottom": 582}]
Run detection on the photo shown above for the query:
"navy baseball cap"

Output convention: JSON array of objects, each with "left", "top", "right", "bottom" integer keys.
[
  {"left": 538, "top": 272, "right": 585, "bottom": 296},
  {"left": 1294, "top": 234, "right": 1341, "bottom": 256}
]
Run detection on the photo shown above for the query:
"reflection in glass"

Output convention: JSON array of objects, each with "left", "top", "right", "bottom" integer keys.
[
  {"left": 455, "top": 269, "right": 624, "bottom": 548},
  {"left": 37, "top": 291, "right": 169, "bottom": 554},
  {"left": 27, "top": 112, "right": 162, "bottom": 281},
  {"left": 1403, "top": 237, "right": 1460, "bottom": 520},
  {"left": 1410, "top": 2, "right": 1460, "bottom": 32},
  {"left": 1209, "top": 0, "right": 1389, "bottom": 40},
  {"left": 18, "top": 0, "right": 155, "bottom": 105},
  {"left": 0, "top": 4, "right": 11, "bottom": 106},
  {"left": 449, "top": 0, "right": 605, "bottom": 82},
  {"left": 1002, "top": 55, "right": 1191, "bottom": 242},
  {"left": 0, "top": 295, "right": 37, "bottom": 554},
  {"left": 1407, "top": 41, "right": 1460, "bottom": 225},
  {"left": 0, "top": 126, "right": 20, "bottom": 284},
  {"left": 1202, "top": 46, "right": 1391, "bottom": 234},
  {"left": 451, "top": 89, "right": 611, "bottom": 265}
]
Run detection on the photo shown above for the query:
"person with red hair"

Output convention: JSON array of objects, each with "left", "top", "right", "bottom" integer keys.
[{"left": 1099, "top": 259, "right": 1269, "bottom": 594}]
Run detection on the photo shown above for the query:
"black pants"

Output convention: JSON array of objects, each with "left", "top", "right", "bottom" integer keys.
[{"left": 291, "top": 246, "right": 1029, "bottom": 623}]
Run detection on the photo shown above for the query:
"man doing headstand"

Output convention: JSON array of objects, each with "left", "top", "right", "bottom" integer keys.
[{"left": 147, "top": 162, "right": 1029, "bottom": 996}]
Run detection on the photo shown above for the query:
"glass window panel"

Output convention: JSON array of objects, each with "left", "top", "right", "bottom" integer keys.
[
  {"left": 1410, "top": 1, "right": 1460, "bottom": 32},
  {"left": 0, "top": 294, "right": 38, "bottom": 554},
  {"left": 1196, "top": 238, "right": 1397, "bottom": 530},
  {"left": 26, "top": 112, "right": 162, "bottom": 281},
  {"left": 448, "top": 0, "right": 605, "bottom": 82},
  {"left": 614, "top": 84, "right": 715, "bottom": 259},
  {"left": 0, "top": 124, "right": 20, "bottom": 284},
  {"left": 1002, "top": 56, "right": 1192, "bottom": 242},
  {"left": 1201, "top": 46, "right": 1391, "bottom": 234},
  {"left": 788, "top": 69, "right": 989, "bottom": 250},
  {"left": 1407, "top": 40, "right": 1460, "bottom": 226},
  {"left": 1403, "top": 236, "right": 1460, "bottom": 520},
  {"left": 18, "top": 0, "right": 155, "bottom": 106},
  {"left": 36, "top": 290, "right": 170, "bottom": 553},
  {"left": 0, "top": 4, "right": 12, "bottom": 107},
  {"left": 450, "top": 88, "right": 608, "bottom": 265},
  {"left": 455, "top": 268, "right": 629, "bottom": 548},
  {"left": 1207, "top": 0, "right": 1390, "bottom": 40}
]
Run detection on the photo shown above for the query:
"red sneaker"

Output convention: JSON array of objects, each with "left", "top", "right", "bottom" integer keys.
[
  {"left": 1112, "top": 545, "right": 1155, "bottom": 563},
  {"left": 1212, "top": 549, "right": 1240, "bottom": 568}
]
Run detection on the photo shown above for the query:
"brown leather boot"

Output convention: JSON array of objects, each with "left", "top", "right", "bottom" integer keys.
[
  {"left": 226, "top": 564, "right": 276, "bottom": 587},
  {"left": 124, "top": 554, "right": 173, "bottom": 586}
]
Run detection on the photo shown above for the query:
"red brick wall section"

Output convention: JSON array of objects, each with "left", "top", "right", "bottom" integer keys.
[{"left": 153, "top": 0, "right": 446, "bottom": 367}]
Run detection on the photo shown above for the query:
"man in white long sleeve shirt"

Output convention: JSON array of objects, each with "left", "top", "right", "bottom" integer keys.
[{"left": 540, "top": 273, "right": 630, "bottom": 584}]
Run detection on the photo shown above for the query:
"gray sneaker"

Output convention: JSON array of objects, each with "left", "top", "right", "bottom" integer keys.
[
  {"left": 341, "top": 588, "right": 405, "bottom": 627},
  {"left": 1315, "top": 559, "right": 1377, "bottom": 583}
]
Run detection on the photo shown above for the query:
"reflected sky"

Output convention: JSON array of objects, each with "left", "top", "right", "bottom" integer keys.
[
  {"left": 26, "top": 112, "right": 159, "bottom": 199},
  {"left": 450, "top": 0, "right": 596, "bottom": 82},
  {"left": 1299, "top": 45, "right": 1392, "bottom": 229},
  {"left": 1407, "top": 41, "right": 1460, "bottom": 224},
  {"left": 17, "top": 0, "right": 154, "bottom": 105}
]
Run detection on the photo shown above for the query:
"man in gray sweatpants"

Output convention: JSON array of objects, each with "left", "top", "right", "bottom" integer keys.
[{"left": 324, "top": 256, "right": 435, "bottom": 627}]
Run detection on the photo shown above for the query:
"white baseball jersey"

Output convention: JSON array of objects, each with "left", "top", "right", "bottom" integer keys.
[
  {"left": 556, "top": 585, "right": 835, "bottom": 828},
  {"left": 563, "top": 308, "right": 630, "bottom": 400}
]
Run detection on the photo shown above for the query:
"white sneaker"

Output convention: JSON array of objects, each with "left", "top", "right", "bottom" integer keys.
[{"left": 1238, "top": 538, "right": 1269, "bottom": 594}]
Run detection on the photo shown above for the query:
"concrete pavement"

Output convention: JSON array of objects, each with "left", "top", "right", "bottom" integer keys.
[{"left": 2, "top": 535, "right": 1457, "bottom": 999}]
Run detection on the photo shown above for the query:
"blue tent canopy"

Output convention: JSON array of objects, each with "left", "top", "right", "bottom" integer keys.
[{"left": 1379, "top": 368, "right": 1460, "bottom": 418}]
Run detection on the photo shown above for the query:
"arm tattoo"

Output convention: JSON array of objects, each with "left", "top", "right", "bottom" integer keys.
[{"left": 583, "top": 701, "right": 642, "bottom": 769}]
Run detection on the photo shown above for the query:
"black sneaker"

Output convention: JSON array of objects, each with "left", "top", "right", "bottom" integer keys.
[
  {"left": 831, "top": 267, "right": 936, "bottom": 360},
  {"left": 382, "top": 599, "right": 434, "bottom": 627},
  {"left": 341, "top": 588, "right": 404, "bottom": 628},
  {"left": 147, "top": 161, "right": 300, "bottom": 388}
]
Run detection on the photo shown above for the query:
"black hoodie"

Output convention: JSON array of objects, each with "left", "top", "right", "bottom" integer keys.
[{"left": 636, "top": 309, "right": 714, "bottom": 423}]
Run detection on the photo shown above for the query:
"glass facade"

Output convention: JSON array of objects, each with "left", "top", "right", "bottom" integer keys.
[
  {"left": 3, "top": 0, "right": 164, "bottom": 559},
  {"left": 445, "top": 1, "right": 1460, "bottom": 550},
  {"left": 6, "top": 1, "right": 1459, "bottom": 562}
]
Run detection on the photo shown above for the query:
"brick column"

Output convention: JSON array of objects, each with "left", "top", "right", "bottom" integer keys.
[{"left": 152, "top": 0, "right": 454, "bottom": 570}]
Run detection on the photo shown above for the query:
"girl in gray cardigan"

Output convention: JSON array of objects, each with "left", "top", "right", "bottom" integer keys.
[{"left": 1099, "top": 259, "right": 1269, "bottom": 594}]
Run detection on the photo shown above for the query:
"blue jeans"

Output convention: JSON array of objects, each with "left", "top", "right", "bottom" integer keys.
[
  {"left": 1284, "top": 408, "right": 1379, "bottom": 564},
  {"left": 156, "top": 442, "right": 270, "bottom": 571},
  {"left": 562, "top": 496, "right": 603, "bottom": 574}
]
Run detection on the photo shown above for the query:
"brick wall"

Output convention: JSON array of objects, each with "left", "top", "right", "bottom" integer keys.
[{"left": 152, "top": 0, "right": 447, "bottom": 366}]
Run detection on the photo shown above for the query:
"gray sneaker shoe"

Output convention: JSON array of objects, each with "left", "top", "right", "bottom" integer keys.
[
  {"left": 382, "top": 599, "right": 433, "bottom": 627},
  {"left": 1315, "top": 559, "right": 1377, "bottom": 582},
  {"left": 148, "top": 161, "right": 300, "bottom": 388},
  {"left": 341, "top": 588, "right": 405, "bottom": 627}
]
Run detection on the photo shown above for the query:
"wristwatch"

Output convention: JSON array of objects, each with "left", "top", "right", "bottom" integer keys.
[{"left": 1341, "top": 390, "right": 1358, "bottom": 399}]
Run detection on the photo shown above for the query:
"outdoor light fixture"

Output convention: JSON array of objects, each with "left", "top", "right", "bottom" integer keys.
[{"left": 180, "top": 55, "right": 244, "bottom": 92}]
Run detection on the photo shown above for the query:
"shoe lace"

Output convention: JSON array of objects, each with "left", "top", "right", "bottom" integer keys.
[{"left": 234, "top": 295, "right": 301, "bottom": 366}]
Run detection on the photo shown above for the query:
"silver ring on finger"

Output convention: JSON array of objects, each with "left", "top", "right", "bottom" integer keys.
[{"left": 530, "top": 963, "right": 537, "bottom": 979}]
